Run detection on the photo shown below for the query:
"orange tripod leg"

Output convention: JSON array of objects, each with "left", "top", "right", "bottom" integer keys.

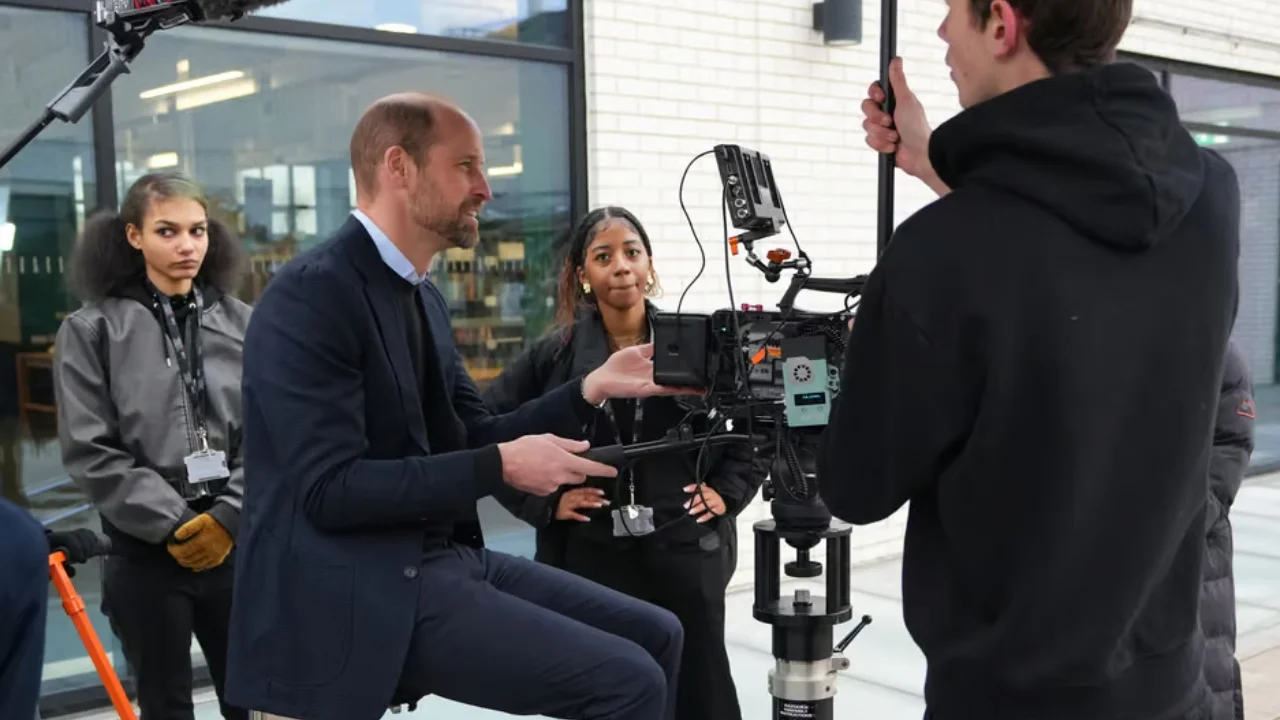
[{"left": 48, "top": 551, "right": 138, "bottom": 720}]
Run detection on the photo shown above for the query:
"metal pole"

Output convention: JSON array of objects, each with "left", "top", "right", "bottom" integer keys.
[{"left": 876, "top": 0, "right": 899, "bottom": 256}]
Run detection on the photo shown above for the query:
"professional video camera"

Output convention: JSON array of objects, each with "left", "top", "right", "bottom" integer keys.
[
  {"left": 631, "top": 142, "right": 870, "bottom": 720},
  {"left": 652, "top": 142, "right": 865, "bottom": 530}
]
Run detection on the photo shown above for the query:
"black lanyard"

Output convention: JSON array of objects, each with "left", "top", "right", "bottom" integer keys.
[
  {"left": 603, "top": 397, "right": 643, "bottom": 502},
  {"left": 602, "top": 398, "right": 644, "bottom": 446},
  {"left": 149, "top": 282, "right": 207, "bottom": 444},
  {"left": 599, "top": 324, "right": 650, "bottom": 447}
]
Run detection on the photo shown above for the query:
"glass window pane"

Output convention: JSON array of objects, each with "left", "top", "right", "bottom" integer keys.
[
  {"left": 110, "top": 25, "right": 572, "bottom": 557},
  {"left": 1168, "top": 72, "right": 1280, "bottom": 618},
  {"left": 292, "top": 164, "right": 317, "bottom": 207},
  {"left": 255, "top": 0, "right": 571, "bottom": 48},
  {"left": 0, "top": 4, "right": 121, "bottom": 712},
  {"left": 1170, "top": 72, "right": 1280, "bottom": 134},
  {"left": 1212, "top": 136, "right": 1280, "bottom": 381},
  {"left": 1165, "top": 72, "right": 1280, "bottom": 469}
]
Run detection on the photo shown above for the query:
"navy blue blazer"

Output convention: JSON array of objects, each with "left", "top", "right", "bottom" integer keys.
[{"left": 224, "top": 217, "right": 596, "bottom": 720}]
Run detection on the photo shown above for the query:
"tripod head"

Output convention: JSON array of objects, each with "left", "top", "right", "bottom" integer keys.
[{"left": 761, "top": 426, "right": 833, "bottom": 577}]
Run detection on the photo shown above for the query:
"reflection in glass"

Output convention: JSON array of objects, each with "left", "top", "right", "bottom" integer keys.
[
  {"left": 1201, "top": 137, "right": 1280, "bottom": 384},
  {"left": 1163, "top": 71, "right": 1280, "bottom": 472},
  {"left": 1166, "top": 72, "right": 1280, "bottom": 388},
  {"left": 0, "top": 4, "right": 126, "bottom": 711},
  {"left": 255, "top": 0, "right": 571, "bottom": 47},
  {"left": 1170, "top": 72, "right": 1280, "bottom": 135},
  {"left": 110, "top": 24, "right": 572, "bottom": 558}
]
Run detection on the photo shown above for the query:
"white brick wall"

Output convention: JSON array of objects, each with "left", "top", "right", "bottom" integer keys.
[{"left": 582, "top": 0, "right": 1280, "bottom": 575}]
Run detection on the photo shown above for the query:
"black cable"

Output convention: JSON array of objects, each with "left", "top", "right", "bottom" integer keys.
[
  {"left": 777, "top": 184, "right": 806, "bottom": 260},
  {"left": 676, "top": 149, "right": 715, "bottom": 317},
  {"left": 721, "top": 186, "right": 751, "bottom": 404},
  {"left": 613, "top": 404, "right": 706, "bottom": 537},
  {"left": 687, "top": 412, "right": 730, "bottom": 526},
  {"left": 611, "top": 147, "right": 718, "bottom": 540},
  {"left": 614, "top": 412, "right": 732, "bottom": 539}
]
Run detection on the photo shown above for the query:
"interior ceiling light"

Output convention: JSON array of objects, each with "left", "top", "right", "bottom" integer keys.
[{"left": 140, "top": 71, "right": 247, "bottom": 99}]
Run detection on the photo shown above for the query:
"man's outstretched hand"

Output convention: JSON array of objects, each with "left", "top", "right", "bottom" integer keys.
[
  {"left": 581, "top": 343, "right": 702, "bottom": 405},
  {"left": 499, "top": 434, "right": 619, "bottom": 496}
]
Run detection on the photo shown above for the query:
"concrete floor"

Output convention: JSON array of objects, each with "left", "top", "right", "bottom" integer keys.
[{"left": 72, "top": 474, "right": 1280, "bottom": 720}]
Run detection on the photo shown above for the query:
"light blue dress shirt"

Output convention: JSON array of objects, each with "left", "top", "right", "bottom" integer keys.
[{"left": 351, "top": 209, "right": 426, "bottom": 285}]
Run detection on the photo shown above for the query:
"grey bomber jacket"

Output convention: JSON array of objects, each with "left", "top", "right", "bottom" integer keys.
[{"left": 53, "top": 283, "right": 251, "bottom": 546}]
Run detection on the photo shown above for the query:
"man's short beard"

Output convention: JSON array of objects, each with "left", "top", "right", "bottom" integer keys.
[
  {"left": 412, "top": 193, "right": 479, "bottom": 249},
  {"left": 440, "top": 214, "right": 478, "bottom": 249}
]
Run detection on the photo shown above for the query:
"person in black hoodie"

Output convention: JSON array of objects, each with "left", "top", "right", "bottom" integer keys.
[
  {"left": 483, "top": 206, "right": 768, "bottom": 720},
  {"left": 54, "top": 172, "right": 250, "bottom": 719},
  {"left": 822, "top": 1, "right": 1240, "bottom": 719}
]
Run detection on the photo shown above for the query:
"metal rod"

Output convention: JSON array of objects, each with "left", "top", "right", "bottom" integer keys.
[{"left": 876, "top": 0, "right": 898, "bottom": 256}]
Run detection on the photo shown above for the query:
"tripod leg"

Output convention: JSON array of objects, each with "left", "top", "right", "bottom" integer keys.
[{"left": 49, "top": 552, "right": 137, "bottom": 720}]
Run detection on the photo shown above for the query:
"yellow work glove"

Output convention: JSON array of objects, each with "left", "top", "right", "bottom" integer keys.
[{"left": 167, "top": 513, "right": 234, "bottom": 571}]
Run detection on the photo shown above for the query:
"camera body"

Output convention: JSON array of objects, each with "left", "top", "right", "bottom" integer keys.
[{"left": 652, "top": 308, "right": 850, "bottom": 429}]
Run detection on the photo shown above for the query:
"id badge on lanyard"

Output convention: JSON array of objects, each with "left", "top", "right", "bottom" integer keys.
[
  {"left": 151, "top": 284, "right": 229, "bottom": 498},
  {"left": 606, "top": 398, "right": 655, "bottom": 537}
]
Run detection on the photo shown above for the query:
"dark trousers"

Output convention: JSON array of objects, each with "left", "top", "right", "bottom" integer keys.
[
  {"left": 0, "top": 500, "right": 48, "bottom": 720},
  {"left": 103, "top": 553, "right": 246, "bottom": 720},
  {"left": 395, "top": 544, "right": 684, "bottom": 719},
  {"left": 562, "top": 534, "right": 742, "bottom": 720}
]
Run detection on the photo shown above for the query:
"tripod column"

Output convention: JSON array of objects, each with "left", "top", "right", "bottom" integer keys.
[
  {"left": 769, "top": 585, "right": 838, "bottom": 720},
  {"left": 753, "top": 520, "right": 856, "bottom": 720}
]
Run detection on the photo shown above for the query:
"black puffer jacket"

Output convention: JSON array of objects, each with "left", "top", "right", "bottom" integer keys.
[
  {"left": 482, "top": 306, "right": 767, "bottom": 566},
  {"left": 1203, "top": 341, "right": 1254, "bottom": 719}
]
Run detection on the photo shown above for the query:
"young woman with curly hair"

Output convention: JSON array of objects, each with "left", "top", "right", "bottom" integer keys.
[{"left": 54, "top": 171, "right": 250, "bottom": 719}]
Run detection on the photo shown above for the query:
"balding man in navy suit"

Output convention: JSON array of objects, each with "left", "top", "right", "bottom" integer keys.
[{"left": 225, "top": 93, "right": 691, "bottom": 720}]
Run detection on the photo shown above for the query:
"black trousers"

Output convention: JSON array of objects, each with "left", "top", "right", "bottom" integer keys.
[
  {"left": 561, "top": 532, "right": 742, "bottom": 720},
  {"left": 102, "top": 552, "right": 246, "bottom": 720},
  {"left": 395, "top": 544, "right": 684, "bottom": 719}
]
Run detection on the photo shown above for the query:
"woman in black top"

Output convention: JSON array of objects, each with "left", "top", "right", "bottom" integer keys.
[{"left": 484, "top": 206, "right": 767, "bottom": 720}]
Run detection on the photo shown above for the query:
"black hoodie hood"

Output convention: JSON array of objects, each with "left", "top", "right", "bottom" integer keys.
[{"left": 929, "top": 62, "right": 1204, "bottom": 252}]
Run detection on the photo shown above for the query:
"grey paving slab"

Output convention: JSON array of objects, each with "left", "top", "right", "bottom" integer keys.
[
  {"left": 1235, "top": 484, "right": 1280, "bottom": 516},
  {"left": 847, "top": 556, "right": 907, "bottom": 601},
  {"left": 1235, "top": 551, "right": 1280, "bottom": 611},
  {"left": 1238, "top": 601, "right": 1280, "bottom": 636},
  {"left": 1229, "top": 512, "right": 1280, "bottom": 561}
]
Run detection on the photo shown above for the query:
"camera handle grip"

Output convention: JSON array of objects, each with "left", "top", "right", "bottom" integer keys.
[
  {"left": 579, "top": 434, "right": 755, "bottom": 469},
  {"left": 581, "top": 445, "right": 627, "bottom": 468}
]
